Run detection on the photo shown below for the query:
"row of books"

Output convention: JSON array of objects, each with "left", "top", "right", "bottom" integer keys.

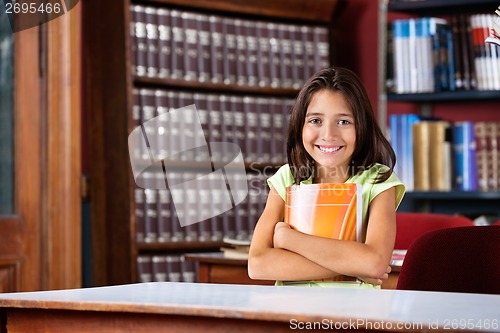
[
  {"left": 130, "top": 4, "right": 329, "bottom": 89},
  {"left": 137, "top": 254, "right": 196, "bottom": 283},
  {"left": 388, "top": 14, "right": 500, "bottom": 94},
  {"left": 390, "top": 115, "right": 500, "bottom": 192},
  {"left": 135, "top": 172, "right": 269, "bottom": 244},
  {"left": 132, "top": 88, "right": 293, "bottom": 165}
]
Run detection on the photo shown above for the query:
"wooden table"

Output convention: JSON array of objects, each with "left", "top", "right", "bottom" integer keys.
[
  {"left": 185, "top": 252, "right": 401, "bottom": 289},
  {"left": 0, "top": 282, "right": 499, "bottom": 332}
]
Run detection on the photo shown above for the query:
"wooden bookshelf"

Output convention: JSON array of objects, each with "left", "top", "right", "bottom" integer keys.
[
  {"left": 84, "top": 0, "right": 339, "bottom": 286},
  {"left": 379, "top": 0, "right": 500, "bottom": 219}
]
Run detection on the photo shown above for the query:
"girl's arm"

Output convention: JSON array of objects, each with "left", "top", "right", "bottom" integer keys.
[
  {"left": 248, "top": 186, "right": 342, "bottom": 281},
  {"left": 273, "top": 187, "right": 397, "bottom": 280}
]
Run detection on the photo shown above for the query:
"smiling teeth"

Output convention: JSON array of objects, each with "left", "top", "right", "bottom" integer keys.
[{"left": 318, "top": 146, "right": 341, "bottom": 153}]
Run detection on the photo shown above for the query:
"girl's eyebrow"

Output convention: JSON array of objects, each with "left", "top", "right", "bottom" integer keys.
[
  {"left": 305, "top": 112, "right": 354, "bottom": 118},
  {"left": 305, "top": 112, "right": 324, "bottom": 117}
]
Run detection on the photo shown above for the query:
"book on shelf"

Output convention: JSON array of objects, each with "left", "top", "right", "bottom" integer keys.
[
  {"left": 485, "top": 6, "right": 500, "bottom": 47},
  {"left": 284, "top": 183, "right": 362, "bottom": 241},
  {"left": 129, "top": 4, "right": 329, "bottom": 90},
  {"left": 220, "top": 237, "right": 251, "bottom": 259},
  {"left": 391, "top": 249, "right": 407, "bottom": 267}
]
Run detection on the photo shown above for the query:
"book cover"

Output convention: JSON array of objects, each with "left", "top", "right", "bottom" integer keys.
[
  {"left": 284, "top": 183, "right": 362, "bottom": 241},
  {"left": 453, "top": 121, "right": 478, "bottom": 191},
  {"left": 485, "top": 6, "right": 500, "bottom": 47}
]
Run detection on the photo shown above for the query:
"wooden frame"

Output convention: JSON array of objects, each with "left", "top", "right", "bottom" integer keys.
[{"left": 0, "top": 3, "right": 82, "bottom": 292}]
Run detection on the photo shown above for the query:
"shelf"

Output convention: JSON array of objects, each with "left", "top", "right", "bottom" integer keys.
[
  {"left": 137, "top": 241, "right": 223, "bottom": 251},
  {"left": 135, "top": 0, "right": 339, "bottom": 23},
  {"left": 387, "top": 0, "right": 498, "bottom": 15},
  {"left": 405, "top": 191, "right": 500, "bottom": 200},
  {"left": 387, "top": 90, "right": 500, "bottom": 103},
  {"left": 134, "top": 76, "right": 300, "bottom": 97}
]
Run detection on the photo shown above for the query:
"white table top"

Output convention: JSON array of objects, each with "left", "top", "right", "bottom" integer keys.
[{"left": 0, "top": 282, "right": 499, "bottom": 332}]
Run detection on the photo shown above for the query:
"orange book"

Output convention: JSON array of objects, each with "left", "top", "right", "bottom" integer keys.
[{"left": 284, "top": 183, "right": 362, "bottom": 241}]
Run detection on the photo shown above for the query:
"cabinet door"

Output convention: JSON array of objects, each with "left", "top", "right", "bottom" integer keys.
[
  {"left": 0, "top": 7, "right": 81, "bottom": 292},
  {"left": 0, "top": 20, "right": 42, "bottom": 292}
]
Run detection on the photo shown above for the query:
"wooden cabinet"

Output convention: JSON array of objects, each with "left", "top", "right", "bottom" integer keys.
[
  {"left": 84, "top": 0, "right": 339, "bottom": 286},
  {"left": 378, "top": 0, "right": 500, "bottom": 220}
]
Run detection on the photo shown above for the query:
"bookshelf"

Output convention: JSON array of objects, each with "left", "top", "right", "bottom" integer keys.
[
  {"left": 84, "top": 0, "right": 339, "bottom": 286},
  {"left": 378, "top": 0, "right": 500, "bottom": 220}
]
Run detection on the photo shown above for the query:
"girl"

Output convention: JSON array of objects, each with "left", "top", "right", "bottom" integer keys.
[{"left": 248, "top": 67, "right": 405, "bottom": 288}]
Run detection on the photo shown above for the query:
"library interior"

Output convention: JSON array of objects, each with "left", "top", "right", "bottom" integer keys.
[{"left": 0, "top": 0, "right": 499, "bottom": 332}]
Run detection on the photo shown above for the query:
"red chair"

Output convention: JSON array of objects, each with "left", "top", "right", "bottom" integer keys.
[
  {"left": 396, "top": 226, "right": 500, "bottom": 294},
  {"left": 395, "top": 213, "right": 474, "bottom": 250}
]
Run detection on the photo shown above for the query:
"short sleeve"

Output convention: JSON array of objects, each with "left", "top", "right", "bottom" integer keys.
[{"left": 267, "top": 164, "right": 294, "bottom": 201}]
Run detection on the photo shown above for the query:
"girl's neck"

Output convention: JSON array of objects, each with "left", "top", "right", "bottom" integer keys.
[{"left": 312, "top": 165, "right": 351, "bottom": 184}]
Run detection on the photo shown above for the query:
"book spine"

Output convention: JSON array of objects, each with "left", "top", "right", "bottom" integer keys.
[
  {"left": 268, "top": 23, "right": 280, "bottom": 88},
  {"left": 234, "top": 19, "right": 247, "bottom": 87},
  {"left": 453, "top": 122, "right": 478, "bottom": 191},
  {"left": 157, "top": 8, "right": 171, "bottom": 79},
  {"left": 464, "top": 15, "right": 478, "bottom": 90},
  {"left": 475, "top": 122, "right": 489, "bottom": 191},
  {"left": 244, "top": 20, "right": 259, "bottom": 87},
  {"left": 144, "top": 6, "right": 159, "bottom": 78},
  {"left": 134, "top": 187, "right": 145, "bottom": 243},
  {"left": 137, "top": 255, "right": 152, "bottom": 282},
  {"left": 182, "top": 12, "right": 198, "bottom": 82},
  {"left": 451, "top": 15, "right": 464, "bottom": 90},
  {"left": 132, "top": 5, "right": 147, "bottom": 77},
  {"left": 166, "top": 255, "right": 181, "bottom": 282},
  {"left": 196, "top": 14, "right": 211, "bottom": 83},
  {"left": 486, "top": 123, "right": 499, "bottom": 190},
  {"left": 222, "top": 17, "right": 237, "bottom": 85},
  {"left": 180, "top": 255, "right": 196, "bottom": 282},
  {"left": 183, "top": 172, "right": 199, "bottom": 242},
  {"left": 169, "top": 172, "right": 184, "bottom": 242},
  {"left": 157, "top": 187, "right": 172, "bottom": 243},
  {"left": 152, "top": 255, "right": 167, "bottom": 282},
  {"left": 412, "top": 121, "right": 430, "bottom": 191},
  {"left": 258, "top": 97, "right": 272, "bottom": 163},
  {"left": 208, "top": 94, "right": 222, "bottom": 161},
  {"left": 196, "top": 171, "right": 212, "bottom": 242},
  {"left": 231, "top": 96, "right": 246, "bottom": 159},
  {"left": 170, "top": 10, "right": 184, "bottom": 80},
  {"left": 144, "top": 188, "right": 158, "bottom": 243},
  {"left": 256, "top": 21, "right": 270, "bottom": 87},
  {"left": 209, "top": 15, "right": 224, "bottom": 84},
  {"left": 244, "top": 96, "right": 258, "bottom": 163}
]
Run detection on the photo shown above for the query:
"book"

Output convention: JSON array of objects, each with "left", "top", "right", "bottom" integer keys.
[
  {"left": 453, "top": 122, "right": 478, "bottom": 191},
  {"left": 485, "top": 6, "right": 500, "bottom": 47},
  {"left": 391, "top": 249, "right": 407, "bottom": 267},
  {"left": 220, "top": 237, "right": 251, "bottom": 259},
  {"left": 284, "top": 183, "right": 362, "bottom": 241}
]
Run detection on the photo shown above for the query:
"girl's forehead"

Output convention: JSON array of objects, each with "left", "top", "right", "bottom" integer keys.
[{"left": 306, "top": 91, "right": 353, "bottom": 115}]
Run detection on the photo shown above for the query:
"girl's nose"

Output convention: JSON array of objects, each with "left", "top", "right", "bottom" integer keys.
[{"left": 320, "top": 123, "right": 337, "bottom": 141}]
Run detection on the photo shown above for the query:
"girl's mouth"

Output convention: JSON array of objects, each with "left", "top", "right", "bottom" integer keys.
[{"left": 316, "top": 145, "right": 343, "bottom": 153}]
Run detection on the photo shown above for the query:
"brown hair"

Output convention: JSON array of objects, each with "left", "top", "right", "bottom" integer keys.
[{"left": 287, "top": 66, "right": 396, "bottom": 184}]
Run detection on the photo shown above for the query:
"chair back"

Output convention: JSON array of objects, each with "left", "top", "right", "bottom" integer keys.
[
  {"left": 395, "top": 213, "right": 474, "bottom": 250},
  {"left": 396, "top": 226, "right": 500, "bottom": 294}
]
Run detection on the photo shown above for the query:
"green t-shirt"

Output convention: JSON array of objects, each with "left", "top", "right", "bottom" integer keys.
[{"left": 268, "top": 163, "right": 406, "bottom": 239}]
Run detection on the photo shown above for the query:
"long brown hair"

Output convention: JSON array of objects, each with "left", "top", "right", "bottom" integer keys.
[{"left": 287, "top": 66, "right": 396, "bottom": 184}]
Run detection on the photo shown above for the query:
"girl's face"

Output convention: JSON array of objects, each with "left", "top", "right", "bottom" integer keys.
[{"left": 302, "top": 90, "right": 356, "bottom": 182}]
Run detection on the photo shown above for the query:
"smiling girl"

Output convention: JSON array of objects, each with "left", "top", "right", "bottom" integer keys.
[{"left": 248, "top": 67, "right": 405, "bottom": 288}]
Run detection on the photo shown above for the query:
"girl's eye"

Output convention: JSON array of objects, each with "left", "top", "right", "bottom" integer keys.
[
  {"left": 308, "top": 118, "right": 321, "bottom": 124},
  {"left": 338, "top": 119, "right": 352, "bottom": 125}
]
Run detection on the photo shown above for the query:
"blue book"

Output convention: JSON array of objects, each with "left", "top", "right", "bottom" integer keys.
[
  {"left": 453, "top": 122, "right": 478, "bottom": 191},
  {"left": 390, "top": 115, "right": 401, "bottom": 180}
]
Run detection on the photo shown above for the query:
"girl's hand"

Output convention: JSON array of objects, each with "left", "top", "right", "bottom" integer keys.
[
  {"left": 358, "top": 265, "right": 391, "bottom": 286},
  {"left": 273, "top": 222, "right": 291, "bottom": 249}
]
